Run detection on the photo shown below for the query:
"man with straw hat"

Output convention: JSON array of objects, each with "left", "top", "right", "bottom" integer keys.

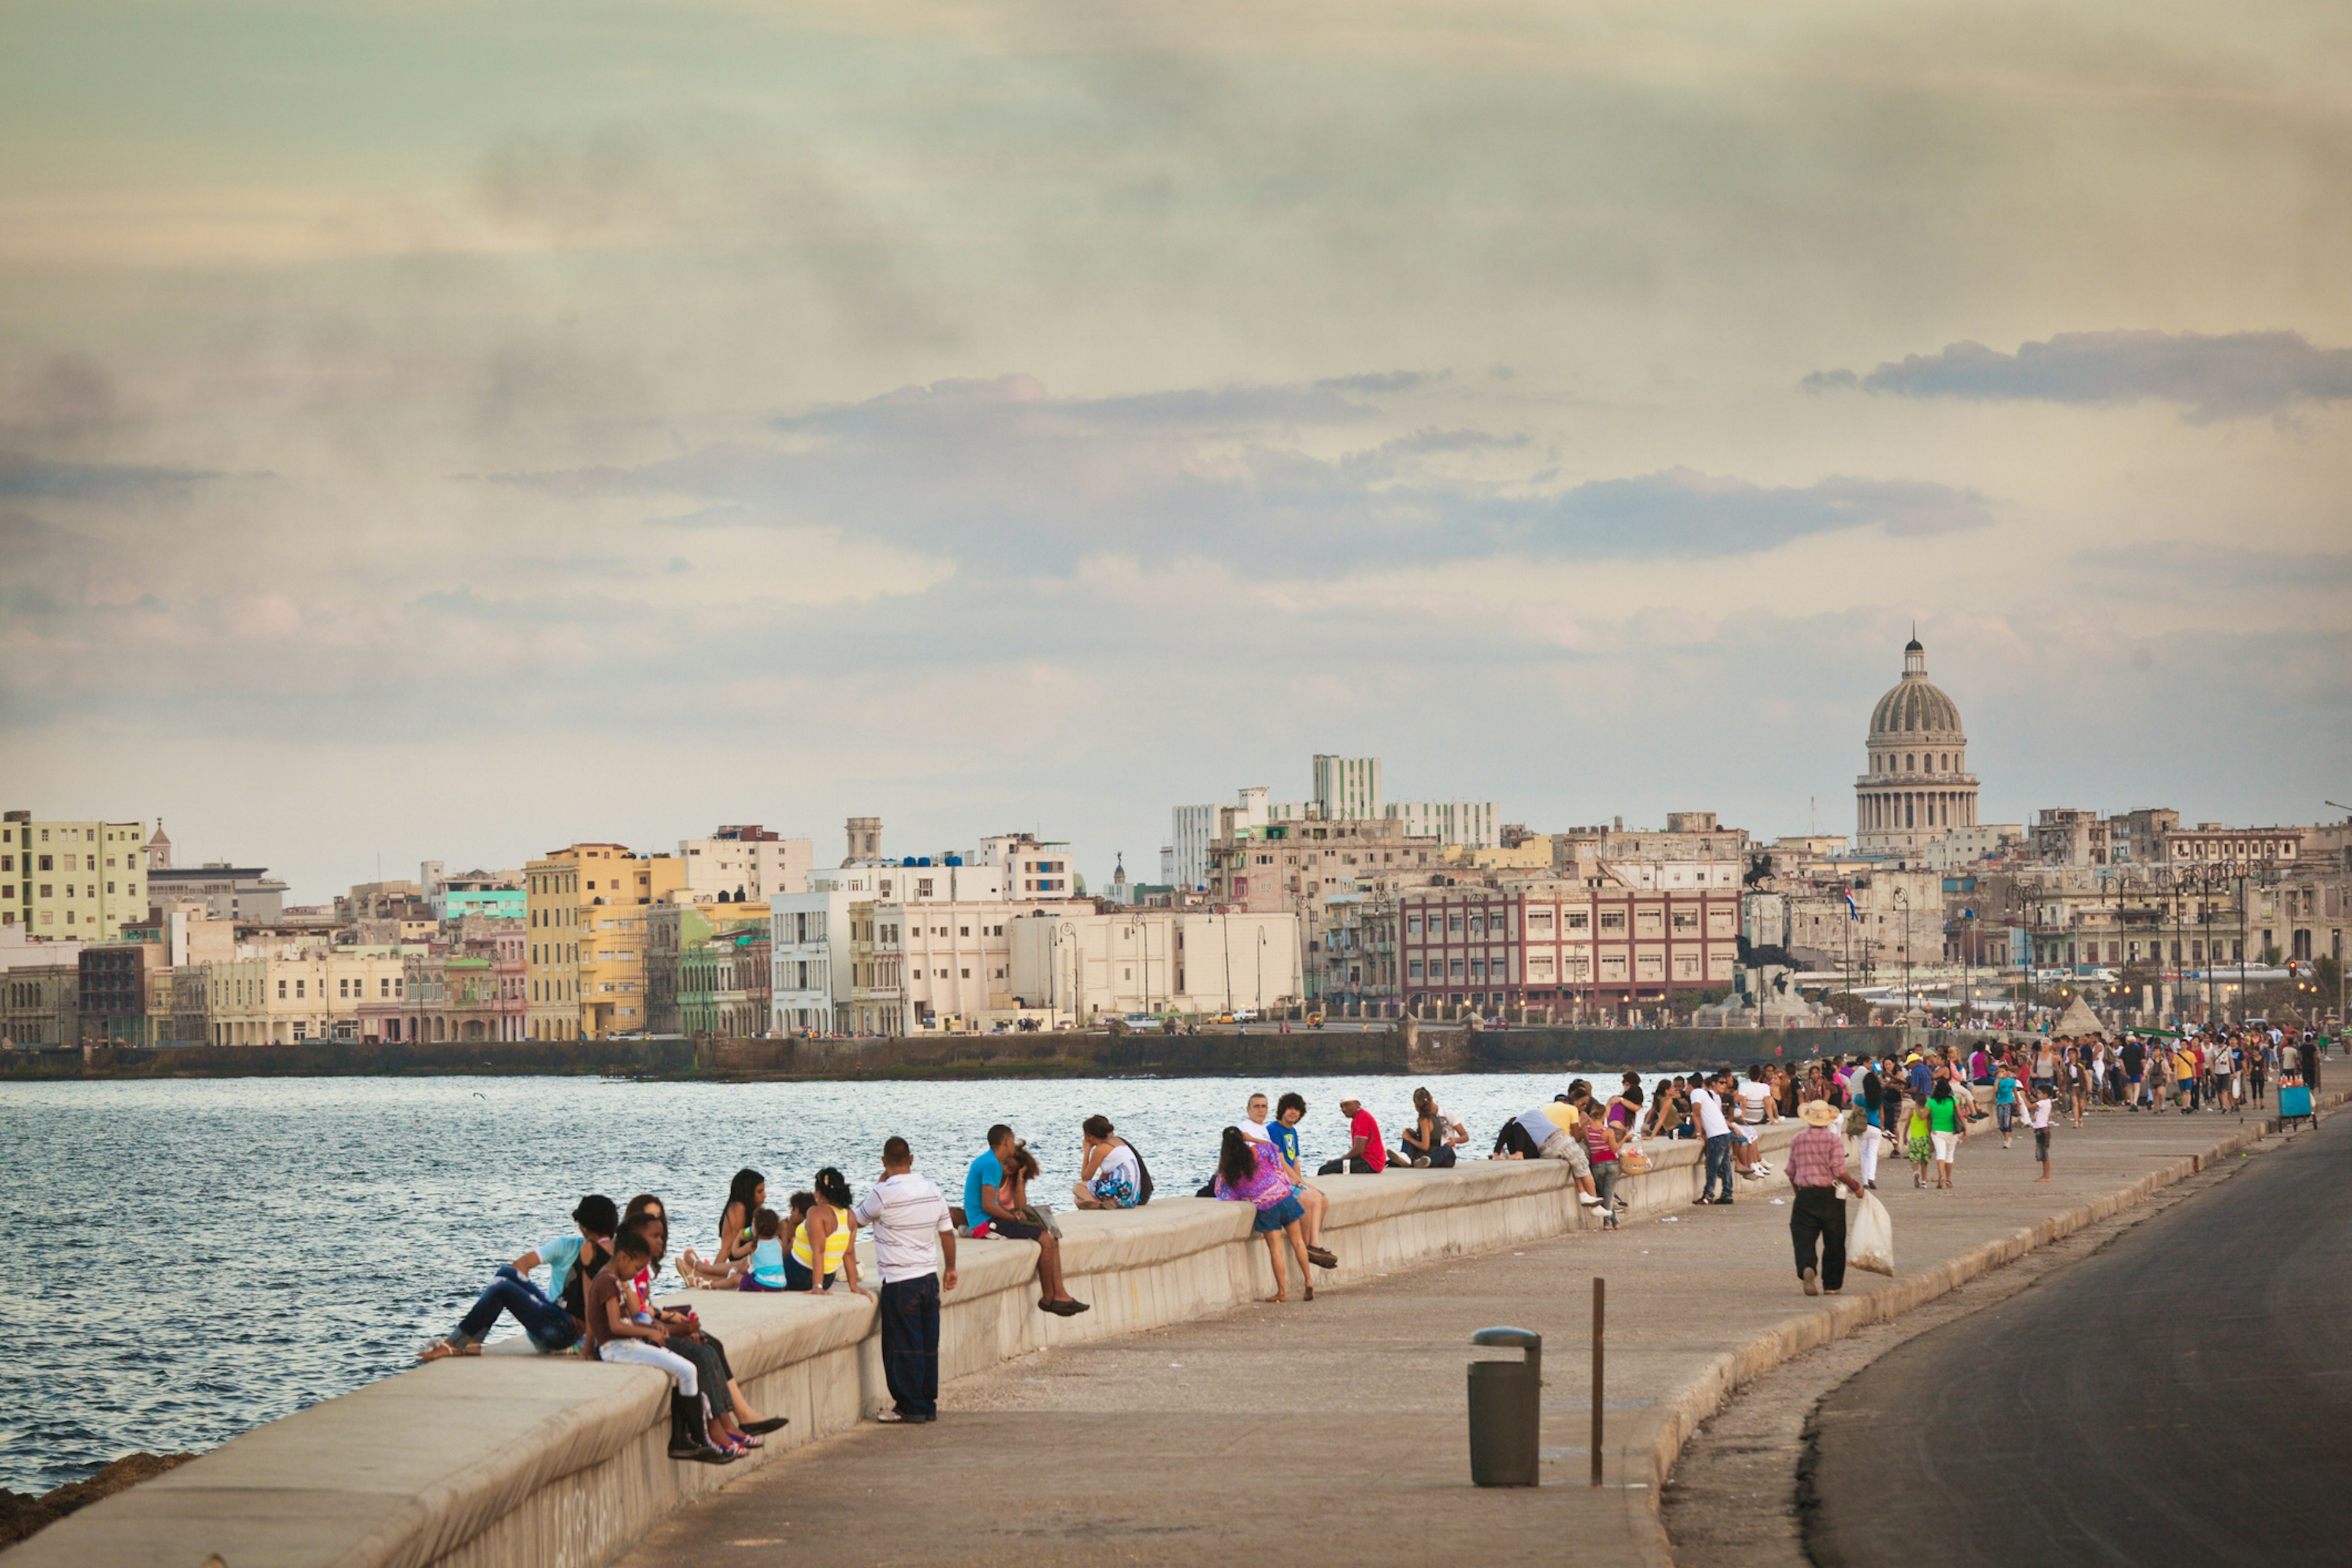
[{"left": 1788, "top": 1098, "right": 1866, "bottom": 1296}]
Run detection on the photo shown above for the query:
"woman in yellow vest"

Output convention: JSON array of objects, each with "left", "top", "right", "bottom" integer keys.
[{"left": 785, "top": 1167, "right": 867, "bottom": 1297}]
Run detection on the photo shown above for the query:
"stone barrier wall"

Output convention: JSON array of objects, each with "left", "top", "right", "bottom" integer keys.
[{"left": 2, "top": 1121, "right": 1804, "bottom": 1568}]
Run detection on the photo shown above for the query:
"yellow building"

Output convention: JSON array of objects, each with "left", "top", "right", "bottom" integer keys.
[
  {"left": 203, "top": 946, "right": 410, "bottom": 1045},
  {"left": 525, "top": 843, "right": 683, "bottom": 1039},
  {"left": 4, "top": 810, "right": 150, "bottom": 940}
]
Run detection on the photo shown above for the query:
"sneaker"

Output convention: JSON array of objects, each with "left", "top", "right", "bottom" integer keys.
[
  {"left": 1578, "top": 1192, "right": 1602, "bottom": 1206},
  {"left": 1801, "top": 1267, "right": 1820, "bottom": 1297}
]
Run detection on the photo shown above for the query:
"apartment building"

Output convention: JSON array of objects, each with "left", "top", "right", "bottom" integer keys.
[
  {"left": 981, "top": 834, "right": 1074, "bottom": 897},
  {"left": 679, "top": 825, "right": 813, "bottom": 905},
  {"left": 524, "top": 843, "right": 684, "bottom": 1040},
  {"left": 4, "top": 809, "right": 151, "bottom": 940},
  {"left": 1007, "top": 909, "right": 1300, "bottom": 1019},
  {"left": 1208, "top": 815, "right": 1442, "bottom": 999},
  {"left": 1398, "top": 880, "right": 1738, "bottom": 1011},
  {"left": 77, "top": 941, "right": 171, "bottom": 1044},
  {"left": 647, "top": 902, "right": 771, "bottom": 1033},
  {"left": 203, "top": 946, "right": 410, "bottom": 1045}
]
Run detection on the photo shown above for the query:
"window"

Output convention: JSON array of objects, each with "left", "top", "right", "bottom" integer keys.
[
  {"left": 1448, "top": 913, "right": 1463, "bottom": 932},
  {"left": 1407, "top": 914, "right": 1422, "bottom": 935},
  {"left": 1566, "top": 910, "right": 1589, "bottom": 931},
  {"left": 1599, "top": 910, "right": 1626, "bottom": 932},
  {"left": 1449, "top": 957, "right": 1464, "bottom": 978},
  {"left": 1409, "top": 959, "right": 1424, "bottom": 979},
  {"left": 277, "top": 979, "right": 287, "bottom": 999}
]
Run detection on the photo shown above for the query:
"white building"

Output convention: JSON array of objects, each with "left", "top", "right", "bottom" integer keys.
[
  {"left": 1008, "top": 910, "right": 1300, "bottom": 1019},
  {"left": 1856, "top": 636, "right": 1981, "bottom": 859},
  {"left": 979, "top": 833, "right": 1074, "bottom": 898},
  {"left": 772, "top": 863, "right": 1020, "bottom": 1033},
  {"left": 1924, "top": 824, "right": 2025, "bottom": 871},
  {"left": 1313, "top": 755, "right": 1384, "bottom": 820},
  {"left": 680, "top": 826, "right": 813, "bottom": 904},
  {"left": 1385, "top": 799, "right": 1500, "bottom": 850}
]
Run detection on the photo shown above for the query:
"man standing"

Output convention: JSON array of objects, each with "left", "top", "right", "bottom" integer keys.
[
  {"left": 1787, "top": 1098, "right": 1866, "bottom": 1295},
  {"left": 855, "top": 1136, "right": 959, "bottom": 1424},
  {"left": 1691, "top": 1070, "right": 1735, "bottom": 1205}
]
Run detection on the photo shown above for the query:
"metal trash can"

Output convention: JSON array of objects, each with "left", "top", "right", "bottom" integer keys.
[{"left": 1467, "top": 1326, "right": 1542, "bottom": 1487}]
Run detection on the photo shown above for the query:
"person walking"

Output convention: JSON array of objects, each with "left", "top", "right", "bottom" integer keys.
[
  {"left": 1928, "top": 1077, "right": 1966, "bottom": 1189},
  {"left": 1787, "top": 1098, "right": 1865, "bottom": 1295},
  {"left": 853, "top": 1136, "right": 959, "bottom": 1424}
]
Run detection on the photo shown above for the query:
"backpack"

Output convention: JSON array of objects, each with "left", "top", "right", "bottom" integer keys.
[{"left": 1126, "top": 1138, "right": 1155, "bottom": 1205}]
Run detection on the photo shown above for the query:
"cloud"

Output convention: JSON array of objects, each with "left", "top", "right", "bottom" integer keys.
[
  {"left": 508, "top": 375, "right": 1982, "bottom": 573},
  {"left": 1805, "top": 330, "right": 2352, "bottom": 423},
  {"left": 0, "top": 454, "right": 227, "bottom": 500}
]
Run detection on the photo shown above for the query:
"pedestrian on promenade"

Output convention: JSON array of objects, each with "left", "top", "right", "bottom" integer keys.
[
  {"left": 1858, "top": 1064, "right": 1887, "bottom": 1189},
  {"left": 1071, "top": 1114, "right": 1145, "bottom": 1209},
  {"left": 1903, "top": 1086, "right": 1935, "bottom": 1188},
  {"left": 1213, "top": 1125, "right": 1314, "bottom": 1302},
  {"left": 965, "top": 1125, "right": 1088, "bottom": 1316},
  {"left": 1490, "top": 1098, "right": 1605, "bottom": 1206},
  {"left": 1692, "top": 1070, "right": 1736, "bottom": 1205},
  {"left": 2029, "top": 1084, "right": 2055, "bottom": 1182},
  {"left": 2064, "top": 1046, "right": 2090, "bottom": 1128},
  {"left": 420, "top": 1193, "right": 618, "bottom": 1360},
  {"left": 1787, "top": 1099, "right": 1864, "bottom": 1296},
  {"left": 1317, "top": 1093, "right": 1392, "bottom": 1175},
  {"left": 1992, "top": 1059, "right": 2020, "bottom": 1148},
  {"left": 2121, "top": 1034, "right": 2147, "bottom": 1110},
  {"left": 1927, "top": 1077, "right": 1965, "bottom": 1189},
  {"left": 854, "top": 1135, "right": 959, "bottom": 1423}
]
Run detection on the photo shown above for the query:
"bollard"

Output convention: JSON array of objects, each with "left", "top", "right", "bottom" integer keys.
[{"left": 1467, "top": 1326, "right": 1542, "bottom": 1487}]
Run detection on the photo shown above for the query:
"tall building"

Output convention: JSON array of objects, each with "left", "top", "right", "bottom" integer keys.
[
  {"left": 843, "top": 816, "right": 883, "bottom": 864},
  {"left": 524, "top": 843, "right": 684, "bottom": 1040},
  {"left": 1312, "top": 755, "right": 1383, "bottom": 820},
  {"left": 4, "top": 810, "right": 151, "bottom": 940},
  {"left": 1384, "top": 799, "right": 1500, "bottom": 850},
  {"left": 1855, "top": 635, "right": 1980, "bottom": 860}
]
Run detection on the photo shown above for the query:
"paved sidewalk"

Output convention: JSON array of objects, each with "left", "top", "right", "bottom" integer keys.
[{"left": 619, "top": 1098, "right": 2320, "bottom": 1568}]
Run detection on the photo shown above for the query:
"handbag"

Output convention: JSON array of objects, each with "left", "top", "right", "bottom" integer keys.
[{"left": 1018, "top": 1202, "right": 1063, "bottom": 1240}]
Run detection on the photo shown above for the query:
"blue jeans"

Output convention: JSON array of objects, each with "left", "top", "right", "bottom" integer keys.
[
  {"left": 1702, "top": 1133, "right": 1734, "bottom": 1200},
  {"left": 878, "top": 1274, "right": 941, "bottom": 1419},
  {"left": 453, "top": 1264, "right": 577, "bottom": 1351}
]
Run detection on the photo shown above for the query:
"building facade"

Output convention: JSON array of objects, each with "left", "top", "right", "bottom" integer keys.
[
  {"left": 679, "top": 826, "right": 813, "bottom": 904},
  {"left": 1007, "top": 910, "right": 1300, "bottom": 1019},
  {"left": 524, "top": 843, "right": 683, "bottom": 1040},
  {"left": 4, "top": 810, "right": 151, "bottom": 940},
  {"left": 1855, "top": 638, "right": 1980, "bottom": 859},
  {"left": 1398, "top": 881, "right": 1738, "bottom": 1012}
]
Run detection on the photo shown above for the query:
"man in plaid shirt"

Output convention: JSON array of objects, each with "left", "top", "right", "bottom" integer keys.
[{"left": 1789, "top": 1098, "right": 1865, "bottom": 1295}]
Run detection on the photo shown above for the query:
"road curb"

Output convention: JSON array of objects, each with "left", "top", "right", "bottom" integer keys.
[{"left": 1632, "top": 1086, "right": 2344, "bottom": 1564}]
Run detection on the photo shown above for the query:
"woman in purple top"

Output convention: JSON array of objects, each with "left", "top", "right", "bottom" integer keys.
[{"left": 1213, "top": 1126, "right": 1313, "bottom": 1303}]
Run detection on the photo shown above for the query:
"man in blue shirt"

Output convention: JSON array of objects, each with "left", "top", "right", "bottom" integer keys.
[
  {"left": 1906, "top": 1054, "right": 1933, "bottom": 1100},
  {"left": 963, "top": 1123, "right": 1087, "bottom": 1316}
]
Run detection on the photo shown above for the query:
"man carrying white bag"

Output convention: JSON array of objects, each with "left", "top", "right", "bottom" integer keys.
[{"left": 1787, "top": 1098, "right": 1877, "bottom": 1295}]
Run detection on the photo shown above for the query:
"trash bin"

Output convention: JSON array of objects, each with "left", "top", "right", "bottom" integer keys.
[{"left": 1467, "top": 1326, "right": 1542, "bottom": 1487}]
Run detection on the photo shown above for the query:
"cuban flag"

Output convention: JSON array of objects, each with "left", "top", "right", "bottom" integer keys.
[{"left": 1844, "top": 888, "right": 1859, "bottom": 921}]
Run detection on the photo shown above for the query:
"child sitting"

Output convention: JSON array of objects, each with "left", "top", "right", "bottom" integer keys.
[
  {"left": 587, "top": 1228, "right": 734, "bottom": 1465},
  {"left": 739, "top": 1205, "right": 793, "bottom": 1292}
]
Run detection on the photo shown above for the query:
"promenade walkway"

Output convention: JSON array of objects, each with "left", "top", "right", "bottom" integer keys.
[{"left": 620, "top": 1101, "right": 2320, "bottom": 1568}]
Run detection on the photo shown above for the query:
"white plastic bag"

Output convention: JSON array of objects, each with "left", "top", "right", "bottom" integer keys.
[{"left": 1846, "top": 1189, "right": 1895, "bottom": 1276}]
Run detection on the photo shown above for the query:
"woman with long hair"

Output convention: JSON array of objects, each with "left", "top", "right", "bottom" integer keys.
[
  {"left": 680, "top": 1169, "right": 765, "bottom": 1287},
  {"left": 1400, "top": 1086, "right": 1458, "bottom": 1169},
  {"left": 1213, "top": 1125, "right": 1313, "bottom": 1303}
]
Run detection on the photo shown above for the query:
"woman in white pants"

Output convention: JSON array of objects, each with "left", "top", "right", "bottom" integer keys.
[{"left": 1858, "top": 1065, "right": 1887, "bottom": 1191}]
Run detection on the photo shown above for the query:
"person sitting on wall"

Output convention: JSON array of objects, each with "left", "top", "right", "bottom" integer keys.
[
  {"left": 1399, "top": 1085, "right": 1463, "bottom": 1169},
  {"left": 418, "top": 1193, "right": 617, "bottom": 1360},
  {"left": 1070, "top": 1114, "right": 1147, "bottom": 1210},
  {"left": 1256, "top": 1091, "right": 1338, "bottom": 1269},
  {"left": 1487, "top": 1097, "right": 1604, "bottom": 1207},
  {"left": 1316, "top": 1093, "right": 1396, "bottom": 1175},
  {"left": 963, "top": 1123, "right": 1089, "bottom": 1317}
]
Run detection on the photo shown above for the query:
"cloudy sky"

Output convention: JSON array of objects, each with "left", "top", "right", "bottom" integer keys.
[{"left": 4, "top": 1, "right": 2348, "bottom": 899}]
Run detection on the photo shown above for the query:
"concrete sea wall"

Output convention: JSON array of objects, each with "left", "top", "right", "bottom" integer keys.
[
  {"left": 2, "top": 1123, "right": 1799, "bottom": 1568},
  {"left": 3, "top": 1025, "right": 1929, "bottom": 1081}
]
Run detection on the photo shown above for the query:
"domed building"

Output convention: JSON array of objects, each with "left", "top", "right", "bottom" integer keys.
[{"left": 1855, "top": 635, "right": 1978, "bottom": 858}]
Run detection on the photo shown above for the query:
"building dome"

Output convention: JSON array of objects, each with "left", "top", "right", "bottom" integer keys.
[{"left": 1869, "top": 639, "right": 1964, "bottom": 739}]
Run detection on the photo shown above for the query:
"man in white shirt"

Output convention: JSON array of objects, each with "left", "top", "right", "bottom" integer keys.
[
  {"left": 1691, "top": 1071, "right": 1736, "bottom": 1205},
  {"left": 853, "top": 1136, "right": 959, "bottom": 1424}
]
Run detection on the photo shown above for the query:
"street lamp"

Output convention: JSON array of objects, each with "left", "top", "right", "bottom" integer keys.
[{"left": 1893, "top": 886, "right": 1912, "bottom": 1025}]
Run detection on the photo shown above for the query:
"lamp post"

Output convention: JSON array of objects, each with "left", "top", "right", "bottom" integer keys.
[{"left": 1893, "top": 886, "right": 1912, "bottom": 1025}]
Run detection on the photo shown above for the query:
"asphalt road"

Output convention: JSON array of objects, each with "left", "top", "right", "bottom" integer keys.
[{"left": 1807, "top": 1107, "right": 2350, "bottom": 1568}]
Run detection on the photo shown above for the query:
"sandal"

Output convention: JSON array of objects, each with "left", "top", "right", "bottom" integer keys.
[
  {"left": 416, "top": 1340, "right": 460, "bottom": 1362},
  {"left": 1303, "top": 1284, "right": 1315, "bottom": 1302},
  {"left": 1307, "top": 1246, "right": 1338, "bottom": 1270}
]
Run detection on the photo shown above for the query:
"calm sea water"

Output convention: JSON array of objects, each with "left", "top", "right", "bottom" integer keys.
[{"left": 0, "top": 1069, "right": 1667, "bottom": 1494}]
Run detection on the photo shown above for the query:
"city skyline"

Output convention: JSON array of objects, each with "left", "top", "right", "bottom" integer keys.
[{"left": 4, "top": 2, "right": 2347, "bottom": 903}]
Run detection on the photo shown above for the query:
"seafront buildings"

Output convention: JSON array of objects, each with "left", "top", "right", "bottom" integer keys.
[{"left": 4, "top": 636, "right": 2347, "bottom": 1046}]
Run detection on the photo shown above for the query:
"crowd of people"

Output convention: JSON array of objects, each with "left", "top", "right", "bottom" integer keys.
[{"left": 409, "top": 1025, "right": 2328, "bottom": 1452}]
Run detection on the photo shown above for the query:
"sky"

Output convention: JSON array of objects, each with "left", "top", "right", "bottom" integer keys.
[{"left": 2, "top": 0, "right": 2348, "bottom": 901}]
